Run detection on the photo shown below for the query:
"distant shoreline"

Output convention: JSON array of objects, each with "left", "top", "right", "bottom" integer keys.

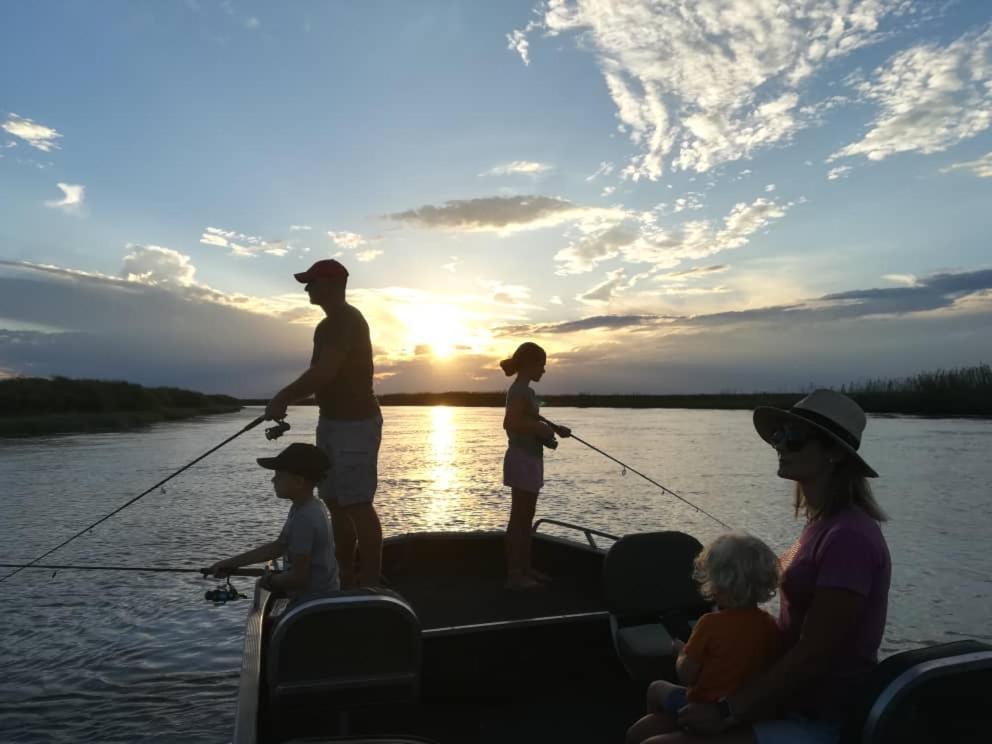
[
  {"left": 0, "top": 377, "right": 243, "bottom": 438},
  {"left": 0, "top": 405, "right": 243, "bottom": 438},
  {"left": 240, "top": 390, "right": 991, "bottom": 416}
]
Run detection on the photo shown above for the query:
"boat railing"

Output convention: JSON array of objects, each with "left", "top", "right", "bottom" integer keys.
[{"left": 532, "top": 518, "right": 619, "bottom": 549}]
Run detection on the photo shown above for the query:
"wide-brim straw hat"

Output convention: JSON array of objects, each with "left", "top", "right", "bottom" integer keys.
[{"left": 753, "top": 389, "right": 878, "bottom": 478}]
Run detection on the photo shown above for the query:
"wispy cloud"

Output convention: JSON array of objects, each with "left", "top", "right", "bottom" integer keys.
[
  {"left": 511, "top": 1, "right": 909, "bottom": 178},
  {"left": 832, "top": 24, "right": 992, "bottom": 163},
  {"left": 327, "top": 230, "right": 368, "bottom": 250},
  {"left": 827, "top": 165, "right": 853, "bottom": 180},
  {"left": 480, "top": 279, "right": 533, "bottom": 305},
  {"left": 941, "top": 152, "right": 992, "bottom": 178},
  {"left": 44, "top": 182, "right": 85, "bottom": 212},
  {"left": 289, "top": 224, "right": 312, "bottom": 231},
  {"left": 2, "top": 113, "right": 62, "bottom": 151},
  {"left": 656, "top": 264, "right": 729, "bottom": 281},
  {"left": 386, "top": 195, "right": 625, "bottom": 235},
  {"left": 585, "top": 161, "right": 615, "bottom": 182},
  {"left": 355, "top": 248, "right": 383, "bottom": 262},
  {"left": 577, "top": 267, "right": 631, "bottom": 304},
  {"left": 481, "top": 160, "right": 553, "bottom": 177},
  {"left": 200, "top": 226, "right": 288, "bottom": 257},
  {"left": 555, "top": 197, "right": 791, "bottom": 274}
]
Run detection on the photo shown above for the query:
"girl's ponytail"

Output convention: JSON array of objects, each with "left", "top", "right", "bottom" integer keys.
[{"left": 499, "top": 357, "right": 518, "bottom": 376}]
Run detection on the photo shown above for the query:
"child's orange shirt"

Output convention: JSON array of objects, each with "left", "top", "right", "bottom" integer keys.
[{"left": 682, "top": 607, "right": 782, "bottom": 703}]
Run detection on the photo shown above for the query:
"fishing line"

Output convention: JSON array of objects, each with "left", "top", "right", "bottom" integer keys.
[
  {"left": 0, "top": 414, "right": 283, "bottom": 584},
  {"left": 539, "top": 414, "right": 734, "bottom": 531}
]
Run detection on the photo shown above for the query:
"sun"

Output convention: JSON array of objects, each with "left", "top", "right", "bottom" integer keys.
[{"left": 400, "top": 302, "right": 472, "bottom": 360}]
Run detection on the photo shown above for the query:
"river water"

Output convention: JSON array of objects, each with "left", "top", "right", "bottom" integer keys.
[{"left": 1, "top": 406, "right": 990, "bottom": 742}]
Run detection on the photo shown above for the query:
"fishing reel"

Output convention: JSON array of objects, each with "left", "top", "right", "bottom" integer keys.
[
  {"left": 540, "top": 435, "right": 559, "bottom": 450},
  {"left": 205, "top": 577, "right": 247, "bottom": 604},
  {"left": 265, "top": 419, "right": 291, "bottom": 441}
]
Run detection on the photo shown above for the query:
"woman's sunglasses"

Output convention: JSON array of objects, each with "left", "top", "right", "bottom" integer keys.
[{"left": 770, "top": 426, "right": 817, "bottom": 452}]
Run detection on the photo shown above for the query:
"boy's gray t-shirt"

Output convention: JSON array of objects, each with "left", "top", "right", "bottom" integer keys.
[{"left": 276, "top": 497, "right": 340, "bottom": 601}]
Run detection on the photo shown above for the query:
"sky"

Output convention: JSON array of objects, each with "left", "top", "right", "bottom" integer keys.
[{"left": 1, "top": 0, "right": 991, "bottom": 397}]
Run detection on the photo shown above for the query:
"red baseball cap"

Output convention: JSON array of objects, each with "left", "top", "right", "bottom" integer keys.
[{"left": 294, "top": 259, "right": 349, "bottom": 284}]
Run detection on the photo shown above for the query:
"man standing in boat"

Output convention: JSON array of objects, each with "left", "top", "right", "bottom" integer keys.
[{"left": 265, "top": 259, "right": 383, "bottom": 588}]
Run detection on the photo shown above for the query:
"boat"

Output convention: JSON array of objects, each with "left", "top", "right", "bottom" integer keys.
[{"left": 230, "top": 519, "right": 992, "bottom": 744}]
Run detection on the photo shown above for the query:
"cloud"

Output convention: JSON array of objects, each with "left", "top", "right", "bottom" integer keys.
[
  {"left": 577, "top": 268, "right": 631, "bottom": 304},
  {"left": 554, "top": 221, "right": 638, "bottom": 274},
  {"left": 512, "top": 1, "right": 910, "bottom": 177},
  {"left": 883, "top": 273, "right": 917, "bottom": 286},
  {"left": 3, "top": 259, "right": 991, "bottom": 396},
  {"left": 327, "top": 230, "right": 368, "bottom": 249},
  {"left": 480, "top": 280, "right": 533, "bottom": 305},
  {"left": 442, "top": 256, "right": 459, "bottom": 273},
  {"left": 44, "top": 182, "right": 84, "bottom": 212},
  {"left": 656, "top": 264, "right": 729, "bottom": 280},
  {"left": 2, "top": 114, "right": 62, "bottom": 152},
  {"left": 481, "top": 160, "right": 554, "bottom": 177},
  {"left": 355, "top": 248, "right": 383, "bottom": 262},
  {"left": 498, "top": 314, "right": 663, "bottom": 335},
  {"left": 200, "top": 226, "right": 288, "bottom": 257},
  {"left": 289, "top": 224, "right": 312, "bottom": 231},
  {"left": 386, "top": 195, "right": 624, "bottom": 234},
  {"left": 941, "top": 152, "right": 992, "bottom": 178},
  {"left": 556, "top": 196, "right": 790, "bottom": 274},
  {"left": 827, "top": 165, "right": 852, "bottom": 180},
  {"left": 832, "top": 25, "right": 992, "bottom": 163},
  {"left": 585, "top": 161, "right": 615, "bottom": 182},
  {"left": 120, "top": 245, "right": 197, "bottom": 288}
]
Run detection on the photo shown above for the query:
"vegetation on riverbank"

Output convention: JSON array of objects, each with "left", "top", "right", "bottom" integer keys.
[
  {"left": 351, "top": 363, "right": 992, "bottom": 416},
  {"left": 0, "top": 377, "right": 242, "bottom": 437}
]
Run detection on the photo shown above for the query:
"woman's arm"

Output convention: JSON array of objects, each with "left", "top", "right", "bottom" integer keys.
[
  {"left": 730, "top": 587, "right": 865, "bottom": 719},
  {"left": 676, "top": 651, "right": 702, "bottom": 686},
  {"left": 678, "top": 587, "right": 866, "bottom": 733}
]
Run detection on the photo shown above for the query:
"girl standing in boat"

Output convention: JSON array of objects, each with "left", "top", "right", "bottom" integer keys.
[{"left": 500, "top": 342, "right": 570, "bottom": 590}]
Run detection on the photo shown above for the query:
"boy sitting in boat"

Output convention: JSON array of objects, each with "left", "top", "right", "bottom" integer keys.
[
  {"left": 627, "top": 532, "right": 782, "bottom": 743},
  {"left": 205, "top": 442, "right": 340, "bottom": 603}
]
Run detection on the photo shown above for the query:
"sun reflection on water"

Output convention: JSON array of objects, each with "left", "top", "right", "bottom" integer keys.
[{"left": 425, "top": 406, "right": 461, "bottom": 527}]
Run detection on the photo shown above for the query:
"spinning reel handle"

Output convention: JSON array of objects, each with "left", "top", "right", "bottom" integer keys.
[{"left": 265, "top": 419, "right": 291, "bottom": 441}]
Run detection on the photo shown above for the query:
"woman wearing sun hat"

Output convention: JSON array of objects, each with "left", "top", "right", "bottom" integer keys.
[{"left": 668, "top": 389, "right": 891, "bottom": 744}]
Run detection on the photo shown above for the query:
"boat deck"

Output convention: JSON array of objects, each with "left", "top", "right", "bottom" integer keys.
[{"left": 381, "top": 530, "right": 608, "bottom": 630}]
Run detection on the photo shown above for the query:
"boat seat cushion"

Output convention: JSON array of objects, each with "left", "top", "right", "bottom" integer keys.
[{"left": 615, "top": 621, "right": 676, "bottom": 660}]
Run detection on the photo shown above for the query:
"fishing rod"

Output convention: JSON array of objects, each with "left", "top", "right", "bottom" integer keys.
[
  {"left": 0, "top": 414, "right": 291, "bottom": 585},
  {"left": 0, "top": 563, "right": 267, "bottom": 577},
  {"left": 539, "top": 414, "right": 734, "bottom": 531}
]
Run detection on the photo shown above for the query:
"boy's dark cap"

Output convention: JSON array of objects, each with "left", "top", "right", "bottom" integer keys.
[{"left": 257, "top": 442, "right": 329, "bottom": 482}]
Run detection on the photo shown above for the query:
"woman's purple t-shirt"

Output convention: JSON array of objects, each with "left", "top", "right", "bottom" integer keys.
[{"left": 778, "top": 506, "right": 891, "bottom": 718}]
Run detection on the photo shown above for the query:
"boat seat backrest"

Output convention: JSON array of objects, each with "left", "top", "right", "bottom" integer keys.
[
  {"left": 602, "top": 531, "right": 706, "bottom": 682},
  {"left": 266, "top": 588, "right": 422, "bottom": 709},
  {"left": 603, "top": 531, "right": 705, "bottom": 617},
  {"left": 839, "top": 639, "right": 992, "bottom": 744}
]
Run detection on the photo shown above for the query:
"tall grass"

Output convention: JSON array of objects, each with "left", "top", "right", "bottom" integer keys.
[{"left": 843, "top": 363, "right": 992, "bottom": 415}]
